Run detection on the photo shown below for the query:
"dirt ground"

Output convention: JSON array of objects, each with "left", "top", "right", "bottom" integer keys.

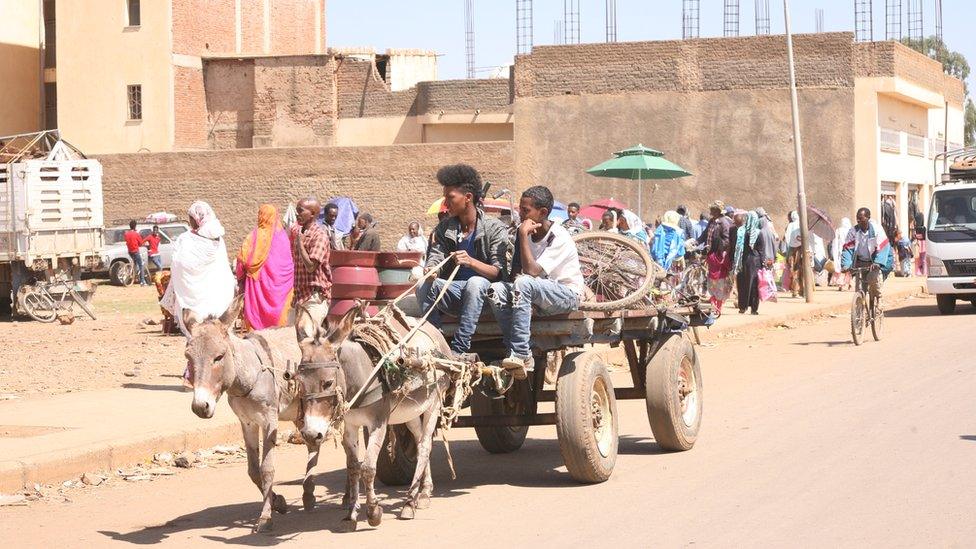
[{"left": 0, "top": 283, "right": 185, "bottom": 397}]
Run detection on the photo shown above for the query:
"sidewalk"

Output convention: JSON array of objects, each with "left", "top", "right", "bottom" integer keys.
[{"left": 0, "top": 276, "right": 927, "bottom": 494}]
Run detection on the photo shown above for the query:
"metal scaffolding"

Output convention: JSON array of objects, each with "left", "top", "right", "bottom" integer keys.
[
  {"left": 934, "top": 0, "right": 942, "bottom": 41},
  {"left": 907, "top": 0, "right": 923, "bottom": 45},
  {"left": 554, "top": 19, "right": 564, "bottom": 44},
  {"left": 683, "top": 0, "right": 700, "bottom": 39},
  {"left": 815, "top": 8, "right": 824, "bottom": 33},
  {"left": 605, "top": 0, "right": 617, "bottom": 43},
  {"left": 564, "top": 0, "right": 580, "bottom": 44},
  {"left": 885, "top": 0, "right": 902, "bottom": 40},
  {"left": 465, "top": 0, "right": 475, "bottom": 79},
  {"left": 854, "top": 0, "right": 874, "bottom": 42},
  {"left": 755, "top": 0, "right": 770, "bottom": 35},
  {"left": 516, "top": 0, "right": 533, "bottom": 55},
  {"left": 724, "top": 0, "right": 740, "bottom": 37}
]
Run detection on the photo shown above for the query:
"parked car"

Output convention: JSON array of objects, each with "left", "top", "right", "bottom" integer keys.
[{"left": 92, "top": 221, "right": 191, "bottom": 285}]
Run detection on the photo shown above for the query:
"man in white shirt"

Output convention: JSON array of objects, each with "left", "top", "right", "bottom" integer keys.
[{"left": 488, "top": 186, "right": 585, "bottom": 379}]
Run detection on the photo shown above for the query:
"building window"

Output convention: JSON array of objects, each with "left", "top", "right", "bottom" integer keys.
[
  {"left": 127, "top": 85, "right": 142, "bottom": 121},
  {"left": 127, "top": 0, "right": 140, "bottom": 27}
]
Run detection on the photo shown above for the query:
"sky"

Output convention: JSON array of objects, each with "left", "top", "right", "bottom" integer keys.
[{"left": 327, "top": 0, "right": 974, "bottom": 91}]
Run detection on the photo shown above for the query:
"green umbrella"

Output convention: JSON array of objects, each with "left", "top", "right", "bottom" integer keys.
[{"left": 586, "top": 144, "right": 692, "bottom": 220}]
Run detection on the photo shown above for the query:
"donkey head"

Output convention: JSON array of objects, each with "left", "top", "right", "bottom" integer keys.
[
  {"left": 183, "top": 295, "right": 243, "bottom": 419},
  {"left": 291, "top": 305, "right": 358, "bottom": 443}
]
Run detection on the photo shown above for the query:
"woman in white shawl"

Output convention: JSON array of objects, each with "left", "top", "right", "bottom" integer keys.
[
  {"left": 830, "top": 217, "right": 853, "bottom": 290},
  {"left": 161, "top": 201, "right": 236, "bottom": 338}
]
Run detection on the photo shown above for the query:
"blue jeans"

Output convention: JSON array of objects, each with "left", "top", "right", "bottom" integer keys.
[
  {"left": 488, "top": 276, "right": 580, "bottom": 359},
  {"left": 148, "top": 254, "right": 162, "bottom": 271},
  {"left": 129, "top": 252, "right": 147, "bottom": 284},
  {"left": 416, "top": 276, "right": 491, "bottom": 353}
]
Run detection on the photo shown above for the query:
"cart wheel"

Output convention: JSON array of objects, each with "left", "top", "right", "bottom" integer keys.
[
  {"left": 555, "top": 351, "right": 617, "bottom": 483},
  {"left": 376, "top": 425, "right": 417, "bottom": 486},
  {"left": 21, "top": 289, "right": 58, "bottom": 323},
  {"left": 645, "top": 335, "right": 702, "bottom": 452},
  {"left": 110, "top": 261, "right": 133, "bottom": 287},
  {"left": 471, "top": 379, "right": 535, "bottom": 454}
]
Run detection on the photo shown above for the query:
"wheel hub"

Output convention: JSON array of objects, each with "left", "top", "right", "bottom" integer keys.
[
  {"left": 677, "top": 357, "right": 699, "bottom": 428},
  {"left": 590, "top": 378, "right": 613, "bottom": 457}
]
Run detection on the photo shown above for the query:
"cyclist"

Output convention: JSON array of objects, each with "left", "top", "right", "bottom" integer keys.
[{"left": 840, "top": 207, "right": 894, "bottom": 297}]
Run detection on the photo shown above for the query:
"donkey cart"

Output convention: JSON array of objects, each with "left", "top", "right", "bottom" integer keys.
[{"left": 376, "top": 232, "right": 708, "bottom": 485}]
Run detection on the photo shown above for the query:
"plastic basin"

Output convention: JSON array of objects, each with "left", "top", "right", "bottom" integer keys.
[
  {"left": 332, "top": 266, "right": 380, "bottom": 285},
  {"left": 376, "top": 251, "right": 423, "bottom": 269},
  {"left": 330, "top": 250, "right": 379, "bottom": 267},
  {"left": 378, "top": 268, "right": 413, "bottom": 284},
  {"left": 331, "top": 283, "right": 378, "bottom": 300},
  {"left": 376, "top": 283, "right": 415, "bottom": 299}
]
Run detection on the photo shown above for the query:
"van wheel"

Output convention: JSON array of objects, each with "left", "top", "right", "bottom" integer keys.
[{"left": 936, "top": 294, "right": 956, "bottom": 315}]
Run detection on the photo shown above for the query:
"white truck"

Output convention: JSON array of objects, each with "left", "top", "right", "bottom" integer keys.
[
  {"left": 926, "top": 147, "right": 976, "bottom": 314},
  {"left": 0, "top": 131, "right": 103, "bottom": 315}
]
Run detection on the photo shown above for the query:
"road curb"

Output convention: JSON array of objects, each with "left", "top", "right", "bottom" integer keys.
[
  {"left": 696, "top": 283, "right": 927, "bottom": 343},
  {"left": 0, "top": 420, "right": 241, "bottom": 494}
]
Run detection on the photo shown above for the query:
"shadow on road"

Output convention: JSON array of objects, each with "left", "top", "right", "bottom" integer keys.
[
  {"left": 122, "top": 383, "right": 187, "bottom": 392},
  {"left": 884, "top": 304, "right": 976, "bottom": 318},
  {"left": 791, "top": 340, "right": 851, "bottom": 348},
  {"left": 959, "top": 435, "right": 976, "bottom": 442}
]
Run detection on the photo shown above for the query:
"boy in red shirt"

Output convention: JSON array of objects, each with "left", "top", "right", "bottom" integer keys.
[
  {"left": 142, "top": 225, "right": 163, "bottom": 272},
  {"left": 123, "top": 220, "right": 148, "bottom": 286}
]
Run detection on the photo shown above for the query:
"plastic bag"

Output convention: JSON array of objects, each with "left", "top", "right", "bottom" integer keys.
[{"left": 758, "top": 268, "right": 778, "bottom": 302}]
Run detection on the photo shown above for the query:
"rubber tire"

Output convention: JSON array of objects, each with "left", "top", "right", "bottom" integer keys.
[
  {"left": 555, "top": 351, "right": 618, "bottom": 483},
  {"left": 109, "top": 261, "right": 133, "bottom": 287},
  {"left": 851, "top": 293, "right": 866, "bottom": 346},
  {"left": 471, "top": 379, "right": 535, "bottom": 454},
  {"left": 971, "top": 298, "right": 976, "bottom": 309},
  {"left": 21, "top": 290, "right": 57, "bottom": 323},
  {"left": 645, "top": 335, "right": 703, "bottom": 452},
  {"left": 870, "top": 295, "right": 883, "bottom": 342},
  {"left": 375, "top": 425, "right": 417, "bottom": 487},
  {"left": 936, "top": 294, "right": 956, "bottom": 315},
  {"left": 572, "top": 231, "right": 658, "bottom": 311}
]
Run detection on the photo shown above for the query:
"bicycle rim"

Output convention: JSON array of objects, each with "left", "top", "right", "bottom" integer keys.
[
  {"left": 573, "top": 232, "right": 658, "bottom": 311},
  {"left": 23, "top": 291, "right": 57, "bottom": 323},
  {"left": 850, "top": 293, "right": 865, "bottom": 345},
  {"left": 870, "top": 295, "right": 883, "bottom": 341}
]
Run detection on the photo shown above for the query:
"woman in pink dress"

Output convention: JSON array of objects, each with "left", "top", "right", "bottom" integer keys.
[{"left": 235, "top": 204, "right": 295, "bottom": 330}]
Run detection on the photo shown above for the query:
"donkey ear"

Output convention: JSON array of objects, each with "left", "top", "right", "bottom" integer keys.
[
  {"left": 219, "top": 294, "right": 244, "bottom": 328},
  {"left": 182, "top": 308, "right": 200, "bottom": 332},
  {"left": 294, "top": 304, "right": 318, "bottom": 342},
  {"left": 326, "top": 306, "right": 358, "bottom": 346}
]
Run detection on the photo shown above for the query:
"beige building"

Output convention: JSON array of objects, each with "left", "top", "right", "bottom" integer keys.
[
  {"left": 0, "top": 0, "right": 44, "bottom": 136},
  {"left": 3, "top": 0, "right": 327, "bottom": 153}
]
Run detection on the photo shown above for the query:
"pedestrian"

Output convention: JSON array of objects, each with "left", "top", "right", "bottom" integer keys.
[
  {"left": 693, "top": 213, "right": 708, "bottom": 241},
  {"left": 840, "top": 207, "right": 894, "bottom": 299},
  {"left": 894, "top": 229, "right": 913, "bottom": 277},
  {"left": 913, "top": 213, "right": 927, "bottom": 276},
  {"left": 830, "top": 217, "right": 853, "bottom": 290},
  {"left": 142, "top": 225, "right": 163, "bottom": 273},
  {"left": 562, "top": 202, "right": 590, "bottom": 234},
  {"left": 322, "top": 202, "right": 344, "bottom": 251},
  {"left": 397, "top": 221, "right": 428, "bottom": 254},
  {"left": 612, "top": 208, "right": 650, "bottom": 245},
  {"left": 784, "top": 211, "right": 804, "bottom": 297},
  {"left": 353, "top": 213, "right": 381, "bottom": 251},
  {"left": 676, "top": 205, "right": 696, "bottom": 241},
  {"left": 488, "top": 186, "right": 584, "bottom": 380},
  {"left": 599, "top": 210, "right": 617, "bottom": 231},
  {"left": 731, "top": 210, "right": 764, "bottom": 315},
  {"left": 697, "top": 201, "right": 733, "bottom": 316},
  {"left": 235, "top": 204, "right": 294, "bottom": 330},
  {"left": 123, "top": 220, "right": 148, "bottom": 286},
  {"left": 290, "top": 197, "right": 332, "bottom": 328},
  {"left": 651, "top": 210, "right": 686, "bottom": 271},
  {"left": 161, "top": 201, "right": 236, "bottom": 339},
  {"left": 418, "top": 164, "right": 508, "bottom": 356}
]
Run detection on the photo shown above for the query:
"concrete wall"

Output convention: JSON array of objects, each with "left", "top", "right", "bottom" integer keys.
[
  {"left": 386, "top": 49, "right": 437, "bottom": 91},
  {"left": 878, "top": 94, "right": 928, "bottom": 135},
  {"left": 0, "top": 0, "right": 42, "bottom": 135},
  {"left": 172, "top": 0, "right": 325, "bottom": 57},
  {"left": 97, "top": 141, "right": 514, "bottom": 249},
  {"left": 56, "top": 0, "right": 174, "bottom": 154},
  {"left": 251, "top": 56, "right": 337, "bottom": 148}
]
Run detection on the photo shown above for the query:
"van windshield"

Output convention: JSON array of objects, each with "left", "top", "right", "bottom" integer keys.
[{"left": 928, "top": 188, "right": 976, "bottom": 241}]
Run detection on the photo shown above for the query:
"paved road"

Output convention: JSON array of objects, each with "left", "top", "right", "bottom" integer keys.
[{"left": 3, "top": 295, "right": 974, "bottom": 548}]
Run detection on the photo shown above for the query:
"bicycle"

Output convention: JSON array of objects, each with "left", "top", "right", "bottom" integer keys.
[
  {"left": 19, "top": 271, "right": 97, "bottom": 323},
  {"left": 849, "top": 265, "right": 883, "bottom": 345}
]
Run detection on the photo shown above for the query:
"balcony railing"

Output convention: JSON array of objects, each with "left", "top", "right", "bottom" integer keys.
[
  {"left": 906, "top": 133, "right": 926, "bottom": 157},
  {"left": 879, "top": 128, "right": 901, "bottom": 153}
]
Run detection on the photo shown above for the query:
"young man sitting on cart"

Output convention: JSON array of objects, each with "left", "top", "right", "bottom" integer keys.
[
  {"left": 418, "top": 164, "right": 510, "bottom": 357},
  {"left": 488, "top": 185, "right": 586, "bottom": 380}
]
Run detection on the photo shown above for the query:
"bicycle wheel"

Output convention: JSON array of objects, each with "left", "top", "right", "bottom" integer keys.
[
  {"left": 684, "top": 265, "right": 708, "bottom": 298},
  {"left": 70, "top": 289, "right": 97, "bottom": 321},
  {"left": 850, "top": 292, "right": 865, "bottom": 346},
  {"left": 22, "top": 290, "right": 58, "bottom": 323},
  {"left": 870, "top": 295, "right": 883, "bottom": 341},
  {"left": 573, "top": 232, "right": 660, "bottom": 311}
]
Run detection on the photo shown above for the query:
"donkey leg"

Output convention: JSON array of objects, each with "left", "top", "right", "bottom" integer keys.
[
  {"left": 339, "top": 425, "right": 363, "bottom": 532},
  {"left": 362, "top": 419, "right": 388, "bottom": 527},
  {"left": 302, "top": 440, "right": 321, "bottom": 511},
  {"left": 254, "top": 420, "right": 282, "bottom": 533},
  {"left": 400, "top": 411, "right": 435, "bottom": 519}
]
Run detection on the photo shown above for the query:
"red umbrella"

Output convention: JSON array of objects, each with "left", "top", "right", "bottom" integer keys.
[{"left": 578, "top": 198, "right": 629, "bottom": 222}]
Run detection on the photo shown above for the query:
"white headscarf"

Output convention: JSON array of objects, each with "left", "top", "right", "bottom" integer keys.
[
  {"left": 832, "top": 217, "right": 852, "bottom": 270},
  {"left": 188, "top": 200, "right": 226, "bottom": 240},
  {"left": 785, "top": 210, "right": 801, "bottom": 248}
]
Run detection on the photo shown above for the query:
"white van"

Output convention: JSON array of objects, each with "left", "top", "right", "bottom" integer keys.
[{"left": 926, "top": 149, "right": 976, "bottom": 314}]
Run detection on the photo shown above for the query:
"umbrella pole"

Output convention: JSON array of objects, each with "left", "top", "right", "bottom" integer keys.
[{"left": 638, "top": 174, "right": 643, "bottom": 221}]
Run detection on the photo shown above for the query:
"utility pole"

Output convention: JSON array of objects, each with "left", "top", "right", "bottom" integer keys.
[{"left": 783, "top": 0, "right": 815, "bottom": 302}]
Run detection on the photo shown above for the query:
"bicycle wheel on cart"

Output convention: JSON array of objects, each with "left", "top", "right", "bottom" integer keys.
[
  {"left": 573, "top": 232, "right": 660, "bottom": 311},
  {"left": 850, "top": 292, "right": 866, "bottom": 346},
  {"left": 870, "top": 295, "right": 883, "bottom": 341},
  {"left": 21, "top": 289, "right": 58, "bottom": 323}
]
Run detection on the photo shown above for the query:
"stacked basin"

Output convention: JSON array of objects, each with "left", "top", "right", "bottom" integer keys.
[{"left": 328, "top": 250, "right": 424, "bottom": 319}]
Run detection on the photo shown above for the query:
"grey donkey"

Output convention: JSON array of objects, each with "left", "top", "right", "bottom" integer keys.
[
  {"left": 292, "top": 304, "right": 452, "bottom": 531},
  {"left": 183, "top": 296, "right": 322, "bottom": 533}
]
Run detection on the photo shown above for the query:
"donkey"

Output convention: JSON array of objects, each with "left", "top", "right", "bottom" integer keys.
[
  {"left": 293, "top": 305, "right": 452, "bottom": 531},
  {"left": 183, "top": 297, "right": 322, "bottom": 533}
]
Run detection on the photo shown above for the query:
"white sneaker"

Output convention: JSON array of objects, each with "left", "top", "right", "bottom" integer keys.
[{"left": 501, "top": 354, "right": 533, "bottom": 381}]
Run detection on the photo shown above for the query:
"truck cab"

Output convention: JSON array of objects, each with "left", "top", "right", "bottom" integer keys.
[{"left": 926, "top": 149, "right": 976, "bottom": 314}]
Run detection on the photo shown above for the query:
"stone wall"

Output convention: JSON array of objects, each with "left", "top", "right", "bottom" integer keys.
[
  {"left": 251, "top": 56, "right": 337, "bottom": 148},
  {"left": 97, "top": 142, "right": 514, "bottom": 250},
  {"left": 854, "top": 41, "right": 965, "bottom": 105},
  {"left": 417, "top": 79, "right": 511, "bottom": 114},
  {"left": 335, "top": 58, "right": 420, "bottom": 118}
]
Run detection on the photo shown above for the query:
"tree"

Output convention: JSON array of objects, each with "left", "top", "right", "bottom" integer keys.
[{"left": 901, "top": 36, "right": 973, "bottom": 146}]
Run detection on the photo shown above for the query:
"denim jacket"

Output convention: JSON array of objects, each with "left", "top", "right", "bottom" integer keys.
[{"left": 425, "top": 210, "right": 509, "bottom": 281}]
